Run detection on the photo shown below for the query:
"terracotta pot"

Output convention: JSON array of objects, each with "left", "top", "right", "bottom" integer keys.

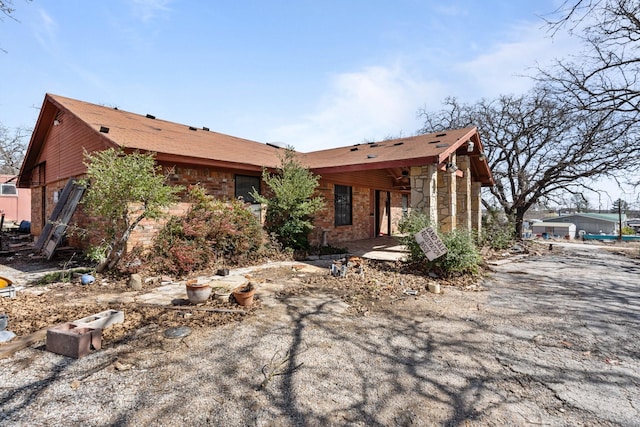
[
  {"left": 232, "top": 285, "right": 256, "bottom": 306},
  {"left": 186, "top": 283, "right": 212, "bottom": 304}
]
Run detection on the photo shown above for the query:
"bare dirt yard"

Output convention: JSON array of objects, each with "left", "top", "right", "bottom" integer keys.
[{"left": 1, "top": 241, "right": 639, "bottom": 426}]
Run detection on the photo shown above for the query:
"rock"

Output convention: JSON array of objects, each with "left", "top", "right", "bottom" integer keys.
[
  {"left": 80, "top": 274, "right": 95, "bottom": 285},
  {"left": 163, "top": 326, "right": 191, "bottom": 339},
  {"left": 0, "top": 330, "right": 16, "bottom": 342},
  {"left": 128, "top": 274, "right": 142, "bottom": 291}
]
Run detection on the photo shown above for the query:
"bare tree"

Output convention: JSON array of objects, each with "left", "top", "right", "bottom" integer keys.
[
  {"left": 1, "top": 0, "right": 30, "bottom": 20},
  {"left": 418, "top": 86, "right": 640, "bottom": 238},
  {"left": 0, "top": 124, "right": 29, "bottom": 175},
  {"left": 567, "top": 193, "right": 591, "bottom": 212},
  {"left": 540, "top": 0, "right": 640, "bottom": 188},
  {"left": 542, "top": 0, "right": 640, "bottom": 113}
]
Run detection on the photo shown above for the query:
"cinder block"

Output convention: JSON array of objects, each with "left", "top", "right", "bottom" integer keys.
[
  {"left": 71, "top": 309, "right": 124, "bottom": 329},
  {"left": 0, "top": 286, "right": 16, "bottom": 298},
  {"left": 46, "top": 323, "right": 102, "bottom": 358}
]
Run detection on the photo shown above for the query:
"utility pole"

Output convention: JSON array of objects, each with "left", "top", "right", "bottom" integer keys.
[{"left": 618, "top": 200, "right": 623, "bottom": 242}]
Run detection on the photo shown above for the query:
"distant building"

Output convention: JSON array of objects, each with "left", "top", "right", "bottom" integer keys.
[
  {"left": 626, "top": 218, "right": 640, "bottom": 233},
  {"left": 531, "top": 222, "right": 576, "bottom": 239},
  {"left": 0, "top": 174, "right": 31, "bottom": 224},
  {"left": 541, "top": 213, "right": 624, "bottom": 235}
]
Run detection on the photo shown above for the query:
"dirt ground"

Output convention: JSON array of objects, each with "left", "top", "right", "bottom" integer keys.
[
  {"left": 0, "top": 252, "right": 477, "bottom": 344},
  {"left": 1, "top": 242, "right": 639, "bottom": 426}
]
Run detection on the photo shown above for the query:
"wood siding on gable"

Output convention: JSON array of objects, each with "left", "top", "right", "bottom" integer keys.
[{"left": 38, "top": 113, "right": 110, "bottom": 185}]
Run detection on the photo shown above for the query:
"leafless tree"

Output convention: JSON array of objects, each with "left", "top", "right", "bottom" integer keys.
[
  {"left": 542, "top": 0, "right": 640, "bottom": 112},
  {"left": 418, "top": 86, "right": 640, "bottom": 238},
  {"left": 0, "top": 124, "right": 29, "bottom": 175},
  {"left": 539, "top": 0, "right": 640, "bottom": 189}
]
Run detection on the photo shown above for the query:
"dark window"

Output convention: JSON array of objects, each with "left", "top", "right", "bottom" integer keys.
[
  {"left": 0, "top": 183, "right": 17, "bottom": 196},
  {"left": 235, "top": 175, "right": 260, "bottom": 203},
  {"left": 334, "top": 185, "right": 352, "bottom": 226}
]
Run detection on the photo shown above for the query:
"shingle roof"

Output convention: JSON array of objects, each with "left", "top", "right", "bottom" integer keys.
[
  {"left": 303, "top": 127, "right": 477, "bottom": 170},
  {"left": 19, "top": 93, "right": 493, "bottom": 187},
  {"left": 48, "top": 94, "right": 284, "bottom": 169},
  {"left": 302, "top": 127, "right": 493, "bottom": 185}
]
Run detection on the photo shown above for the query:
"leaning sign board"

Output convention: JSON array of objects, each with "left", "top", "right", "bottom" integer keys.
[{"left": 415, "top": 226, "right": 447, "bottom": 261}]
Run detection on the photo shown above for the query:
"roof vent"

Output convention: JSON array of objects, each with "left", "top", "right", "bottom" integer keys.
[
  {"left": 350, "top": 147, "right": 358, "bottom": 152},
  {"left": 393, "top": 142, "right": 404, "bottom": 146},
  {"left": 99, "top": 126, "right": 109, "bottom": 134},
  {"left": 367, "top": 154, "right": 377, "bottom": 159},
  {"left": 436, "top": 143, "right": 448, "bottom": 148},
  {"left": 202, "top": 127, "right": 210, "bottom": 131},
  {"left": 188, "top": 126, "right": 197, "bottom": 131},
  {"left": 429, "top": 140, "right": 440, "bottom": 144},
  {"left": 146, "top": 114, "right": 156, "bottom": 119},
  {"left": 369, "top": 144, "right": 379, "bottom": 148},
  {"left": 436, "top": 133, "right": 447, "bottom": 137}
]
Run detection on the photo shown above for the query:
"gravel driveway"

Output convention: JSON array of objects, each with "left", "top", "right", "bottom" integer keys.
[{"left": 1, "top": 243, "right": 639, "bottom": 426}]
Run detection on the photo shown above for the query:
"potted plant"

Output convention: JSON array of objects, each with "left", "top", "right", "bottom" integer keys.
[
  {"left": 185, "top": 279, "right": 212, "bottom": 304},
  {"left": 232, "top": 282, "right": 256, "bottom": 306}
]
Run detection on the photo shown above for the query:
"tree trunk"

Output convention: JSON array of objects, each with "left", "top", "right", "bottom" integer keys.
[{"left": 514, "top": 207, "right": 527, "bottom": 240}]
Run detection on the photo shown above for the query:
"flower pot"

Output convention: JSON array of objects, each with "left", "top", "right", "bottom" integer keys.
[
  {"left": 186, "top": 282, "right": 212, "bottom": 304},
  {"left": 232, "top": 284, "right": 256, "bottom": 306}
]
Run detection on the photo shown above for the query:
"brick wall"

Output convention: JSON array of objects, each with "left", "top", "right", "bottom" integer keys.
[
  {"left": 33, "top": 166, "right": 259, "bottom": 252},
  {"left": 310, "top": 181, "right": 372, "bottom": 246}
]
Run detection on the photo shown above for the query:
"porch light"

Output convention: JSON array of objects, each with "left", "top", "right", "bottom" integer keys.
[
  {"left": 446, "top": 163, "right": 458, "bottom": 173},
  {"left": 478, "top": 153, "right": 486, "bottom": 161},
  {"left": 467, "top": 141, "right": 474, "bottom": 152}
]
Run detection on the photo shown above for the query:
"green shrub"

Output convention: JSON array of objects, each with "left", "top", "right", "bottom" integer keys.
[
  {"left": 622, "top": 226, "right": 636, "bottom": 235},
  {"left": 151, "top": 186, "right": 265, "bottom": 275},
  {"left": 397, "top": 211, "right": 434, "bottom": 263},
  {"left": 477, "top": 209, "right": 515, "bottom": 250},
  {"left": 251, "top": 149, "right": 325, "bottom": 250},
  {"left": 478, "top": 220, "right": 515, "bottom": 250},
  {"left": 438, "top": 229, "right": 482, "bottom": 275},
  {"left": 397, "top": 211, "right": 481, "bottom": 276}
]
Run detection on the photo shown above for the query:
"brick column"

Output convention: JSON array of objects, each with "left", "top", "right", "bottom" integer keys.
[
  {"left": 410, "top": 164, "right": 438, "bottom": 223},
  {"left": 471, "top": 182, "right": 482, "bottom": 233},
  {"left": 456, "top": 155, "right": 472, "bottom": 230},
  {"left": 438, "top": 155, "right": 456, "bottom": 232}
]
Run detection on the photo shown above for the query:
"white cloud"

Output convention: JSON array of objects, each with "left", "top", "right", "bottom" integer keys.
[
  {"left": 454, "top": 20, "right": 582, "bottom": 97},
  {"left": 266, "top": 16, "right": 585, "bottom": 153},
  {"left": 129, "top": 0, "right": 172, "bottom": 22},
  {"left": 32, "top": 9, "right": 59, "bottom": 56},
  {"left": 269, "top": 64, "right": 445, "bottom": 152}
]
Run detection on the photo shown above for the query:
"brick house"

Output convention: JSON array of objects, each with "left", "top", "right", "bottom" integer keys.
[{"left": 18, "top": 93, "right": 493, "bottom": 250}]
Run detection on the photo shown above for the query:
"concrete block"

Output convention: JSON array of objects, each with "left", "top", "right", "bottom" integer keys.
[
  {"left": 0, "top": 286, "right": 16, "bottom": 298},
  {"left": 46, "top": 323, "right": 102, "bottom": 358},
  {"left": 72, "top": 309, "right": 124, "bottom": 329}
]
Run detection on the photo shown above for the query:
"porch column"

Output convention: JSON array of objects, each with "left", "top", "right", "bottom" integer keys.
[
  {"left": 456, "top": 155, "right": 472, "bottom": 230},
  {"left": 410, "top": 164, "right": 438, "bottom": 223},
  {"left": 438, "top": 154, "right": 456, "bottom": 232},
  {"left": 471, "top": 182, "right": 482, "bottom": 233}
]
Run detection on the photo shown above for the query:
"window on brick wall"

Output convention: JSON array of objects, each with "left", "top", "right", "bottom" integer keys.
[
  {"left": 235, "top": 175, "right": 260, "bottom": 203},
  {"left": 334, "top": 184, "right": 352, "bottom": 226}
]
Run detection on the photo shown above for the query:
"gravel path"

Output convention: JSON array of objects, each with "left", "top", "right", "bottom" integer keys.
[{"left": 1, "top": 243, "right": 639, "bottom": 426}]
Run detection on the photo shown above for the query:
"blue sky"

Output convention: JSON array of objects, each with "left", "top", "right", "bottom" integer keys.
[
  {"left": 3, "top": 0, "right": 628, "bottom": 206},
  {"left": 1, "top": 0, "right": 575, "bottom": 150}
]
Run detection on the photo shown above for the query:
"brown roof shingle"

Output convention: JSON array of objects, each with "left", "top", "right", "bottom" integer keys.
[{"left": 48, "top": 94, "right": 284, "bottom": 169}]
